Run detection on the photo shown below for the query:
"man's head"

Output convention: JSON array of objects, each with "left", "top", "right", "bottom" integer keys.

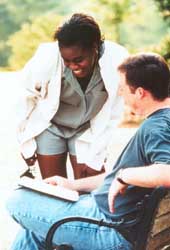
[{"left": 118, "top": 53, "right": 170, "bottom": 115}]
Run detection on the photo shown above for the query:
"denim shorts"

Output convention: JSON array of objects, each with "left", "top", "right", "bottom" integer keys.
[{"left": 35, "top": 123, "right": 88, "bottom": 156}]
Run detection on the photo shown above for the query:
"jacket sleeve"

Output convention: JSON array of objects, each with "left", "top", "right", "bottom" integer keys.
[{"left": 17, "top": 43, "right": 59, "bottom": 131}]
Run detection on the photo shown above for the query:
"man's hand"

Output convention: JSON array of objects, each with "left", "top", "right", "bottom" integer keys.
[
  {"left": 44, "top": 176, "right": 74, "bottom": 190},
  {"left": 45, "top": 173, "right": 106, "bottom": 193},
  {"left": 108, "top": 178, "right": 128, "bottom": 213}
]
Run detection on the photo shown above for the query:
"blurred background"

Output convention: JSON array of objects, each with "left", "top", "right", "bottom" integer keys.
[
  {"left": 0, "top": 0, "right": 170, "bottom": 71},
  {"left": 0, "top": 0, "right": 170, "bottom": 249}
]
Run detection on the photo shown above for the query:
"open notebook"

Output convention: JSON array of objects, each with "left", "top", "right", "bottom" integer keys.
[{"left": 18, "top": 176, "right": 79, "bottom": 202}]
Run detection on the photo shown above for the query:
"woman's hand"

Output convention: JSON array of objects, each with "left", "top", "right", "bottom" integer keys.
[
  {"left": 44, "top": 176, "right": 75, "bottom": 190},
  {"left": 108, "top": 178, "right": 128, "bottom": 213},
  {"left": 21, "top": 153, "right": 37, "bottom": 166}
]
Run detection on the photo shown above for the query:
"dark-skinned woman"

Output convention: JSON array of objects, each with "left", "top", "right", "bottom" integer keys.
[{"left": 18, "top": 13, "right": 128, "bottom": 179}]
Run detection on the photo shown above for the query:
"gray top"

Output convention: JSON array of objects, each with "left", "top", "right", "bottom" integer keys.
[{"left": 51, "top": 64, "right": 108, "bottom": 137}]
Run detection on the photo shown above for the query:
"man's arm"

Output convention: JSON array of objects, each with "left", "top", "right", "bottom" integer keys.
[
  {"left": 117, "top": 164, "right": 170, "bottom": 187},
  {"left": 45, "top": 172, "right": 107, "bottom": 193},
  {"left": 108, "top": 164, "right": 170, "bottom": 213}
]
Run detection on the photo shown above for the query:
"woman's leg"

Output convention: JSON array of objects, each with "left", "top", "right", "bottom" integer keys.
[
  {"left": 68, "top": 131, "right": 105, "bottom": 179},
  {"left": 6, "top": 189, "right": 132, "bottom": 250},
  {"left": 35, "top": 125, "right": 68, "bottom": 179},
  {"left": 69, "top": 154, "right": 105, "bottom": 179},
  {"left": 37, "top": 153, "right": 67, "bottom": 179}
]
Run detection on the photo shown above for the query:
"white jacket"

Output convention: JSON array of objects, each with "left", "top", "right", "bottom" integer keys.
[{"left": 17, "top": 41, "right": 128, "bottom": 170}]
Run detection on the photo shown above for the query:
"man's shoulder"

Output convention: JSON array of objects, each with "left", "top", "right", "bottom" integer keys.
[{"left": 138, "top": 110, "right": 170, "bottom": 137}]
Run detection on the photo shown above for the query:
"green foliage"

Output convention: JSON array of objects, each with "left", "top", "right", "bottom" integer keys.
[
  {"left": 0, "top": 42, "right": 11, "bottom": 67},
  {"left": 0, "top": 1, "right": 18, "bottom": 65},
  {"left": 0, "top": 1, "right": 18, "bottom": 39},
  {"left": 79, "top": 0, "right": 132, "bottom": 42},
  {"left": 94, "top": 0, "right": 132, "bottom": 42},
  {"left": 0, "top": 0, "right": 74, "bottom": 27},
  {"left": 2, "top": 0, "right": 170, "bottom": 69},
  {"left": 154, "top": 0, "right": 170, "bottom": 20},
  {"left": 0, "top": 0, "right": 81, "bottom": 67},
  {"left": 120, "top": 0, "right": 169, "bottom": 51},
  {"left": 80, "top": 0, "right": 169, "bottom": 51},
  {"left": 8, "top": 14, "right": 63, "bottom": 70},
  {"left": 149, "top": 34, "right": 170, "bottom": 64}
]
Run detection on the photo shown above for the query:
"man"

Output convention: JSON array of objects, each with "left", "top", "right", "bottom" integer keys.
[
  {"left": 108, "top": 164, "right": 170, "bottom": 213},
  {"left": 7, "top": 53, "right": 170, "bottom": 250}
]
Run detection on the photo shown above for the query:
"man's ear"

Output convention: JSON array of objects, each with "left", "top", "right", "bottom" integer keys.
[{"left": 135, "top": 87, "right": 145, "bottom": 99}]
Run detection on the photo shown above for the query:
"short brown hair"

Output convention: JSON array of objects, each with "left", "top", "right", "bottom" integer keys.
[{"left": 118, "top": 53, "right": 170, "bottom": 101}]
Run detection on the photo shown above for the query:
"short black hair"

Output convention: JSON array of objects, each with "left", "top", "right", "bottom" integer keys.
[
  {"left": 118, "top": 53, "right": 170, "bottom": 101},
  {"left": 54, "top": 13, "right": 104, "bottom": 52}
]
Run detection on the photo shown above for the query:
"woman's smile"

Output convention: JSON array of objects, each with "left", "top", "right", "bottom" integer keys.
[{"left": 60, "top": 45, "right": 97, "bottom": 79}]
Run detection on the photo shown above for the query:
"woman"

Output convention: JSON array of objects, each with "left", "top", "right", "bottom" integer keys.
[{"left": 18, "top": 13, "right": 128, "bottom": 179}]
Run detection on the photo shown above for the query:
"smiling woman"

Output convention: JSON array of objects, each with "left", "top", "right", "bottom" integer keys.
[
  {"left": 17, "top": 13, "right": 129, "bottom": 180},
  {"left": 59, "top": 45, "right": 96, "bottom": 80}
]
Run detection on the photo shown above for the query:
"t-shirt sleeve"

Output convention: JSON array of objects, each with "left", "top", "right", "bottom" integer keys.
[{"left": 144, "top": 129, "right": 170, "bottom": 164}]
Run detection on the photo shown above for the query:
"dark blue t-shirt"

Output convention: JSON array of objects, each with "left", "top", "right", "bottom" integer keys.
[{"left": 94, "top": 108, "right": 170, "bottom": 224}]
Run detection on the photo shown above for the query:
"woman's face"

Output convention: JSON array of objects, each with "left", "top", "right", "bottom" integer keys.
[{"left": 59, "top": 45, "right": 97, "bottom": 79}]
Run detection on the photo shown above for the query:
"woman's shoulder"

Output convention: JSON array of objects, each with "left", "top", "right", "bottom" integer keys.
[
  {"left": 100, "top": 41, "right": 129, "bottom": 65},
  {"left": 35, "top": 42, "right": 59, "bottom": 57},
  {"left": 28, "top": 42, "right": 60, "bottom": 66},
  {"left": 104, "top": 40, "right": 128, "bottom": 53},
  {"left": 22, "top": 42, "right": 61, "bottom": 77}
]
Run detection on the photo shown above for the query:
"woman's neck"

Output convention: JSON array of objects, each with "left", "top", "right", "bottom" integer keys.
[
  {"left": 77, "top": 61, "right": 97, "bottom": 92},
  {"left": 77, "top": 74, "right": 92, "bottom": 92}
]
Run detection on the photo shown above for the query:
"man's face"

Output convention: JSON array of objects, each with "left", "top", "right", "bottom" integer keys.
[
  {"left": 118, "top": 72, "right": 138, "bottom": 114},
  {"left": 59, "top": 45, "right": 96, "bottom": 79}
]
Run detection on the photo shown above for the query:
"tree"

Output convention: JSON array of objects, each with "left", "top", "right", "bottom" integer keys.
[
  {"left": 8, "top": 14, "right": 63, "bottom": 70},
  {"left": 152, "top": 0, "right": 170, "bottom": 62},
  {"left": 120, "top": 0, "right": 169, "bottom": 51},
  {"left": 154, "top": 0, "right": 170, "bottom": 21},
  {"left": 0, "top": 0, "right": 82, "bottom": 68},
  {"left": 0, "top": 1, "right": 19, "bottom": 65},
  {"left": 81, "top": 0, "right": 132, "bottom": 43},
  {"left": 95, "top": 0, "right": 132, "bottom": 42},
  {"left": 81, "top": 0, "right": 168, "bottom": 50}
]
